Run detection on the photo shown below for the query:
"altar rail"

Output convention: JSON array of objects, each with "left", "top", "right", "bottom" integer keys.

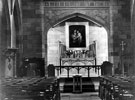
[{"left": 54, "top": 65, "right": 101, "bottom": 78}]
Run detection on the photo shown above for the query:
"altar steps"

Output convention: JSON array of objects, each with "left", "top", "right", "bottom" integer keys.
[
  {"left": 59, "top": 77, "right": 99, "bottom": 93},
  {"left": 61, "top": 92, "right": 101, "bottom": 100}
]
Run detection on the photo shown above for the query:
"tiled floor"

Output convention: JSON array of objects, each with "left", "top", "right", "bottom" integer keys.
[{"left": 61, "top": 92, "right": 101, "bottom": 100}]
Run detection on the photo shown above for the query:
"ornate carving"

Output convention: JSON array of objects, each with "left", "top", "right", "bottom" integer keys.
[
  {"left": 44, "top": 1, "right": 109, "bottom": 8},
  {"left": 3, "top": 48, "right": 18, "bottom": 77},
  {"left": 3, "top": 48, "right": 18, "bottom": 58},
  {"left": 61, "top": 58, "right": 95, "bottom": 66}
]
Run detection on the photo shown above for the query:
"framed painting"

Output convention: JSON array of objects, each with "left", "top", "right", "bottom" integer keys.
[{"left": 65, "top": 22, "right": 89, "bottom": 50}]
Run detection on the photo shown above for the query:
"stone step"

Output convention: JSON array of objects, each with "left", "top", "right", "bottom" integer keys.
[
  {"left": 61, "top": 92, "right": 101, "bottom": 100},
  {"left": 59, "top": 77, "right": 99, "bottom": 93}
]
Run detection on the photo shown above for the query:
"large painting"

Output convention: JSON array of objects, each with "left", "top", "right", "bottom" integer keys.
[
  {"left": 66, "top": 22, "right": 89, "bottom": 50},
  {"left": 69, "top": 25, "right": 86, "bottom": 48}
]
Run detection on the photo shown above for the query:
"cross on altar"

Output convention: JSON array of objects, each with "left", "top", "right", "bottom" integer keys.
[{"left": 120, "top": 41, "right": 126, "bottom": 51}]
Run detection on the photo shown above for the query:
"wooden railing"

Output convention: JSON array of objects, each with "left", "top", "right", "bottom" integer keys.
[{"left": 55, "top": 65, "right": 101, "bottom": 77}]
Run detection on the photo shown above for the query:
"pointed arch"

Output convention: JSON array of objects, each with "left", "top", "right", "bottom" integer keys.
[
  {"left": 53, "top": 13, "right": 109, "bottom": 31},
  {"left": 13, "top": 0, "right": 22, "bottom": 32}
]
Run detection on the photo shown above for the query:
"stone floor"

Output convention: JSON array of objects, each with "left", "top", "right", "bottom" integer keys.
[{"left": 61, "top": 92, "right": 101, "bottom": 100}]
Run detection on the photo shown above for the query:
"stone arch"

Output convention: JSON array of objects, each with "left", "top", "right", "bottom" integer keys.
[
  {"left": 3, "top": 0, "right": 10, "bottom": 30},
  {"left": 46, "top": 14, "right": 109, "bottom": 65},
  {"left": 44, "top": 12, "right": 110, "bottom": 44},
  {"left": 43, "top": 12, "right": 111, "bottom": 67},
  {"left": 44, "top": 10, "right": 110, "bottom": 31},
  {"left": 13, "top": 0, "right": 22, "bottom": 33},
  {"left": 52, "top": 13, "right": 109, "bottom": 32}
]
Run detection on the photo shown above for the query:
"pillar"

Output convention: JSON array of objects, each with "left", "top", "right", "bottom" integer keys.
[
  {"left": 131, "top": 0, "right": 135, "bottom": 75},
  {"left": 0, "top": 0, "right": 2, "bottom": 79},
  {"left": 10, "top": 14, "right": 16, "bottom": 48},
  {"left": 4, "top": 0, "right": 18, "bottom": 78},
  {"left": 109, "top": 0, "right": 114, "bottom": 71},
  {"left": 0, "top": 0, "right": 3, "bottom": 99}
]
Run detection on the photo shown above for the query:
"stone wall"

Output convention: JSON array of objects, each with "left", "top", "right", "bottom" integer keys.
[
  {"left": 22, "top": 0, "right": 42, "bottom": 58},
  {"left": 21, "top": 0, "right": 132, "bottom": 75},
  {"left": 111, "top": 0, "right": 132, "bottom": 74},
  {"left": 0, "top": 0, "right": 11, "bottom": 77}
]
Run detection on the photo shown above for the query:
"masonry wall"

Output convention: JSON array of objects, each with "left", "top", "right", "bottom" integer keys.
[
  {"left": 22, "top": 0, "right": 42, "bottom": 58},
  {"left": 112, "top": 0, "right": 132, "bottom": 75},
  {"left": 21, "top": 0, "right": 132, "bottom": 75}
]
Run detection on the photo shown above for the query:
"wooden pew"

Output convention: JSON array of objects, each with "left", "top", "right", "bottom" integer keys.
[
  {"left": 99, "top": 76, "right": 135, "bottom": 100},
  {"left": 1, "top": 77, "right": 60, "bottom": 100}
]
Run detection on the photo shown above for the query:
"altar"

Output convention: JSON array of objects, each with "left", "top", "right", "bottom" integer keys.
[{"left": 58, "top": 57, "right": 100, "bottom": 77}]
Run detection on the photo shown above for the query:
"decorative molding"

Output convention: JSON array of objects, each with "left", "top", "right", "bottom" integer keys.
[
  {"left": 61, "top": 58, "right": 95, "bottom": 66},
  {"left": 44, "top": 1, "right": 110, "bottom": 8},
  {"left": 3, "top": 48, "right": 18, "bottom": 57},
  {"left": 3, "top": 48, "right": 18, "bottom": 78}
]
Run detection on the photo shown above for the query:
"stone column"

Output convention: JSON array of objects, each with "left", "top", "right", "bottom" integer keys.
[
  {"left": 7, "top": 0, "right": 16, "bottom": 48},
  {"left": 109, "top": 0, "right": 114, "bottom": 73},
  {"left": 10, "top": 15, "right": 16, "bottom": 48},
  {"left": 0, "top": 0, "right": 2, "bottom": 79},
  {"left": 0, "top": 1, "right": 2, "bottom": 100},
  {"left": 4, "top": 0, "right": 18, "bottom": 78},
  {"left": 0, "top": 79, "right": 1, "bottom": 100},
  {"left": 41, "top": 2, "right": 49, "bottom": 77},
  {"left": 131, "top": 0, "right": 135, "bottom": 75}
]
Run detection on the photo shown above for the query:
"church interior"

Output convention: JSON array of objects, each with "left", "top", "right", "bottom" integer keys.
[{"left": 1, "top": 0, "right": 135, "bottom": 100}]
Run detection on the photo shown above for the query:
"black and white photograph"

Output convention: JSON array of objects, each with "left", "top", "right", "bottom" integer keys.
[{"left": 0, "top": 0, "right": 135, "bottom": 100}]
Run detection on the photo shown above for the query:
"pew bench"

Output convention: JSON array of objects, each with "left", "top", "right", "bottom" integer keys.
[
  {"left": 99, "top": 76, "right": 135, "bottom": 100},
  {"left": 1, "top": 77, "right": 60, "bottom": 100}
]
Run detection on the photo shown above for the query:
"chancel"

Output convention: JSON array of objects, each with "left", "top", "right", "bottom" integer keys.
[{"left": 0, "top": 0, "right": 135, "bottom": 100}]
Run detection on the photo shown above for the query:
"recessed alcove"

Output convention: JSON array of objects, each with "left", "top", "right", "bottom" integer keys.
[{"left": 47, "top": 21, "right": 108, "bottom": 66}]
